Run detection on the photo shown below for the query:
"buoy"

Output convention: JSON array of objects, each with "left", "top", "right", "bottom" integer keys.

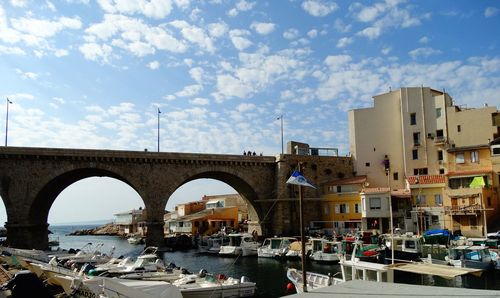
[{"left": 286, "top": 282, "right": 295, "bottom": 292}]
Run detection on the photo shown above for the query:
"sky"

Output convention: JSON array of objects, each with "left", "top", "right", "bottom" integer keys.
[{"left": 0, "top": 0, "right": 499, "bottom": 224}]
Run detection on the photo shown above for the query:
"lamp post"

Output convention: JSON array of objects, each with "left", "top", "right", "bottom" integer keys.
[
  {"left": 384, "top": 155, "right": 394, "bottom": 264},
  {"left": 277, "top": 115, "right": 284, "bottom": 154},
  {"left": 5, "top": 98, "right": 12, "bottom": 146},
  {"left": 157, "top": 108, "right": 161, "bottom": 152}
]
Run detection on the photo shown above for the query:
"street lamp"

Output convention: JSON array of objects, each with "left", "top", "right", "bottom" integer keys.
[
  {"left": 277, "top": 115, "right": 284, "bottom": 154},
  {"left": 157, "top": 108, "right": 161, "bottom": 152},
  {"left": 5, "top": 98, "right": 12, "bottom": 146}
]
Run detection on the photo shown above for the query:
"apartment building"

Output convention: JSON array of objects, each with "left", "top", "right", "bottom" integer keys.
[{"left": 349, "top": 87, "right": 499, "bottom": 234}]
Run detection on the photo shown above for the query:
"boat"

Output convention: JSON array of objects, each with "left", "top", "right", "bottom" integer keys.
[
  {"left": 98, "top": 252, "right": 165, "bottom": 276},
  {"left": 308, "top": 238, "right": 342, "bottom": 263},
  {"left": 446, "top": 245, "right": 494, "bottom": 270},
  {"left": 379, "top": 233, "right": 423, "bottom": 264},
  {"left": 219, "top": 233, "right": 259, "bottom": 257},
  {"left": 172, "top": 271, "right": 256, "bottom": 298},
  {"left": 51, "top": 274, "right": 183, "bottom": 298},
  {"left": 127, "top": 235, "right": 144, "bottom": 245},
  {"left": 284, "top": 240, "right": 312, "bottom": 260},
  {"left": 286, "top": 268, "right": 343, "bottom": 293},
  {"left": 198, "top": 234, "right": 229, "bottom": 254},
  {"left": 257, "top": 236, "right": 296, "bottom": 258}
]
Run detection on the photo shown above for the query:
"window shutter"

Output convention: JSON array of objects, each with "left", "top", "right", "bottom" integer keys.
[
  {"left": 335, "top": 204, "right": 340, "bottom": 214},
  {"left": 346, "top": 204, "right": 350, "bottom": 213}
]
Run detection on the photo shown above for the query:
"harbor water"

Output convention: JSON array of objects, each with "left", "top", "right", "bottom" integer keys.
[{"left": 49, "top": 225, "right": 500, "bottom": 297}]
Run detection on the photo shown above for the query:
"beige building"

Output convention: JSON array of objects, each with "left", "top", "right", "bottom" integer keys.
[{"left": 349, "top": 87, "right": 499, "bottom": 234}]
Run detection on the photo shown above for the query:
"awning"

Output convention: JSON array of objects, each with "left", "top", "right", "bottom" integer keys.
[
  {"left": 469, "top": 176, "right": 485, "bottom": 188},
  {"left": 387, "top": 263, "right": 483, "bottom": 279}
]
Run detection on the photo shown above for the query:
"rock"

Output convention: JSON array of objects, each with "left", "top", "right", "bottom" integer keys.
[{"left": 68, "top": 223, "right": 120, "bottom": 236}]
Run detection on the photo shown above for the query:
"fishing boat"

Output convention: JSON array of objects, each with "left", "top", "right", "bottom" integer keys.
[
  {"left": 257, "top": 236, "right": 296, "bottom": 258},
  {"left": 379, "top": 233, "right": 423, "bottom": 264},
  {"left": 308, "top": 238, "right": 342, "bottom": 263},
  {"left": 127, "top": 235, "right": 143, "bottom": 245},
  {"left": 219, "top": 233, "right": 259, "bottom": 257},
  {"left": 446, "top": 245, "right": 494, "bottom": 270},
  {"left": 284, "top": 240, "right": 312, "bottom": 260}
]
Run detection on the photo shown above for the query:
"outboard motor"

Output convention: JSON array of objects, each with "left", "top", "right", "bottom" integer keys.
[
  {"left": 3, "top": 270, "right": 51, "bottom": 298},
  {"left": 198, "top": 269, "right": 207, "bottom": 278}
]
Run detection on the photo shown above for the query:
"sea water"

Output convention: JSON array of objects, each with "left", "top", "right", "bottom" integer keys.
[{"left": 49, "top": 225, "right": 500, "bottom": 297}]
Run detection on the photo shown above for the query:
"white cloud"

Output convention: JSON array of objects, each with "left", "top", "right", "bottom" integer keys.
[
  {"left": 236, "top": 103, "right": 256, "bottom": 112},
  {"left": 11, "top": 16, "right": 82, "bottom": 38},
  {"left": 7, "top": 93, "right": 35, "bottom": 101},
  {"left": 79, "top": 42, "right": 113, "bottom": 63},
  {"left": 10, "top": 0, "right": 28, "bottom": 7},
  {"left": 175, "top": 84, "right": 202, "bottom": 97},
  {"left": 189, "top": 67, "right": 204, "bottom": 84},
  {"left": 356, "top": 26, "right": 381, "bottom": 40},
  {"left": 302, "top": 0, "right": 338, "bottom": 17},
  {"left": 190, "top": 97, "right": 209, "bottom": 105},
  {"left": 419, "top": 36, "right": 429, "bottom": 44},
  {"left": 169, "top": 20, "right": 215, "bottom": 53},
  {"left": 250, "top": 22, "right": 275, "bottom": 35},
  {"left": 324, "top": 55, "right": 352, "bottom": 70},
  {"left": 207, "top": 22, "right": 228, "bottom": 38},
  {"left": 307, "top": 29, "right": 318, "bottom": 38},
  {"left": 147, "top": 60, "right": 160, "bottom": 69},
  {"left": 409, "top": 47, "right": 442, "bottom": 59},
  {"left": 381, "top": 46, "right": 391, "bottom": 55},
  {"left": 227, "top": 0, "right": 255, "bottom": 17},
  {"left": 229, "top": 29, "right": 252, "bottom": 50},
  {"left": 18, "top": 71, "right": 38, "bottom": 80},
  {"left": 97, "top": 0, "right": 173, "bottom": 19},
  {"left": 485, "top": 7, "right": 499, "bottom": 18},
  {"left": 174, "top": 0, "right": 190, "bottom": 9},
  {"left": 283, "top": 28, "right": 299, "bottom": 40},
  {"left": 82, "top": 14, "right": 187, "bottom": 61},
  {"left": 0, "top": 45, "right": 25, "bottom": 55},
  {"left": 334, "top": 19, "right": 351, "bottom": 33},
  {"left": 336, "top": 37, "right": 353, "bottom": 48}
]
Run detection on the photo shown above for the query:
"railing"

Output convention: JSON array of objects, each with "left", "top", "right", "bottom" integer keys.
[
  {"left": 444, "top": 204, "right": 482, "bottom": 215},
  {"left": 434, "top": 136, "right": 446, "bottom": 144}
]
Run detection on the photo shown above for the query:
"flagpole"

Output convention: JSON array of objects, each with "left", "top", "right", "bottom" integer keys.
[
  {"left": 5, "top": 98, "right": 12, "bottom": 147},
  {"left": 298, "top": 163, "right": 307, "bottom": 293}
]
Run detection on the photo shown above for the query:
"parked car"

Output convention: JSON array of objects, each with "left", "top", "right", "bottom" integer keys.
[{"left": 487, "top": 231, "right": 500, "bottom": 239}]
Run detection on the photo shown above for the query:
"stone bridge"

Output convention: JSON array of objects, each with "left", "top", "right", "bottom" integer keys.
[{"left": 0, "top": 146, "right": 353, "bottom": 249}]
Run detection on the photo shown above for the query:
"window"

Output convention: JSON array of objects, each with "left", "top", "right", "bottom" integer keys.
[
  {"left": 457, "top": 125, "right": 461, "bottom": 132},
  {"left": 413, "top": 132, "right": 421, "bottom": 146},
  {"left": 470, "top": 217, "right": 477, "bottom": 227},
  {"left": 412, "top": 149, "right": 418, "bottom": 160},
  {"left": 355, "top": 203, "right": 360, "bottom": 213},
  {"left": 370, "top": 197, "right": 381, "bottom": 210},
  {"left": 455, "top": 153, "right": 465, "bottom": 164},
  {"left": 434, "top": 194, "right": 443, "bottom": 206},
  {"left": 365, "top": 162, "right": 370, "bottom": 167},
  {"left": 393, "top": 172, "right": 398, "bottom": 180},
  {"left": 335, "top": 204, "right": 349, "bottom": 214},
  {"left": 323, "top": 204, "right": 330, "bottom": 215},
  {"left": 414, "top": 168, "right": 428, "bottom": 175},
  {"left": 439, "top": 168, "right": 445, "bottom": 174},
  {"left": 471, "top": 151, "right": 479, "bottom": 163},
  {"left": 438, "top": 150, "right": 443, "bottom": 161},
  {"left": 337, "top": 186, "right": 342, "bottom": 193},
  {"left": 416, "top": 195, "right": 426, "bottom": 205},
  {"left": 493, "top": 147, "right": 500, "bottom": 155},
  {"left": 436, "top": 108, "right": 442, "bottom": 118},
  {"left": 431, "top": 216, "right": 440, "bottom": 224},
  {"left": 488, "top": 197, "right": 492, "bottom": 207},
  {"left": 410, "top": 113, "right": 416, "bottom": 125}
]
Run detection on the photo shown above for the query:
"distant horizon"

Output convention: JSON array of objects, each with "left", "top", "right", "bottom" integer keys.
[{"left": 49, "top": 218, "right": 114, "bottom": 226}]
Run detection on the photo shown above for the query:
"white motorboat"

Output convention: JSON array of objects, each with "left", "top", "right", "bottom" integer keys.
[
  {"left": 284, "top": 240, "right": 312, "bottom": 260},
  {"left": 127, "top": 235, "right": 143, "bottom": 245},
  {"left": 446, "top": 245, "right": 494, "bottom": 270},
  {"left": 219, "top": 233, "right": 259, "bottom": 257},
  {"left": 309, "top": 238, "right": 342, "bottom": 263},
  {"left": 198, "top": 234, "right": 229, "bottom": 254},
  {"left": 257, "top": 236, "right": 296, "bottom": 258},
  {"left": 286, "top": 268, "right": 343, "bottom": 293},
  {"left": 51, "top": 274, "right": 183, "bottom": 298},
  {"left": 173, "top": 272, "right": 256, "bottom": 298}
]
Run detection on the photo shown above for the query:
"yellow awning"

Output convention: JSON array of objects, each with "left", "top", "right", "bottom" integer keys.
[{"left": 469, "top": 176, "right": 485, "bottom": 188}]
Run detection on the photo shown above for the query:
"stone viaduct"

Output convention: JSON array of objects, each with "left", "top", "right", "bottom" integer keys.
[{"left": 0, "top": 146, "right": 353, "bottom": 249}]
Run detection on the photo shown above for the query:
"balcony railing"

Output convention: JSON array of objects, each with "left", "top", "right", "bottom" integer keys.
[
  {"left": 444, "top": 204, "right": 482, "bottom": 215},
  {"left": 434, "top": 136, "right": 446, "bottom": 144}
]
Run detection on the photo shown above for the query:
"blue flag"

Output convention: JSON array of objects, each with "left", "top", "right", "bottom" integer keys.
[{"left": 286, "top": 170, "right": 316, "bottom": 188}]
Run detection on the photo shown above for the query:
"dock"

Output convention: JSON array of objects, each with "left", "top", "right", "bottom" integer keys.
[{"left": 285, "top": 279, "right": 500, "bottom": 297}]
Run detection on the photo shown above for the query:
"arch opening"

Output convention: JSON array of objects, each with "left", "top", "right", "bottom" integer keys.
[
  {"left": 0, "top": 195, "right": 6, "bottom": 241},
  {"left": 166, "top": 175, "right": 263, "bottom": 237}
]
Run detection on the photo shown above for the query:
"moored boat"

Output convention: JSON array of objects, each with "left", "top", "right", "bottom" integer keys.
[
  {"left": 219, "top": 233, "right": 259, "bottom": 257},
  {"left": 257, "top": 236, "right": 296, "bottom": 258},
  {"left": 308, "top": 238, "right": 342, "bottom": 263}
]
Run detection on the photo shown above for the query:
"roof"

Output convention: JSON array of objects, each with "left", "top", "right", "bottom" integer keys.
[
  {"left": 390, "top": 188, "right": 411, "bottom": 198},
  {"left": 407, "top": 175, "right": 446, "bottom": 185},
  {"left": 361, "top": 187, "right": 390, "bottom": 194},
  {"left": 447, "top": 144, "right": 490, "bottom": 152},
  {"left": 447, "top": 169, "right": 492, "bottom": 177},
  {"left": 168, "top": 207, "right": 236, "bottom": 222},
  {"left": 322, "top": 175, "right": 367, "bottom": 186}
]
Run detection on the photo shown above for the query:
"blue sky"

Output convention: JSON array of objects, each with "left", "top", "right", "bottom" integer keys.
[{"left": 1, "top": 0, "right": 499, "bottom": 224}]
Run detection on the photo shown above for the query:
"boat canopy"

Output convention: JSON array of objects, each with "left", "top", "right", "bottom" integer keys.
[{"left": 387, "top": 263, "right": 483, "bottom": 279}]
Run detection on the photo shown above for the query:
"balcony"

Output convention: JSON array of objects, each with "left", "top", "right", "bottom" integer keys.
[
  {"left": 444, "top": 204, "right": 482, "bottom": 215},
  {"left": 434, "top": 136, "right": 446, "bottom": 144}
]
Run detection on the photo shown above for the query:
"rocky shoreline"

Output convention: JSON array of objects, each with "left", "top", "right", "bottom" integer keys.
[{"left": 68, "top": 223, "right": 125, "bottom": 236}]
